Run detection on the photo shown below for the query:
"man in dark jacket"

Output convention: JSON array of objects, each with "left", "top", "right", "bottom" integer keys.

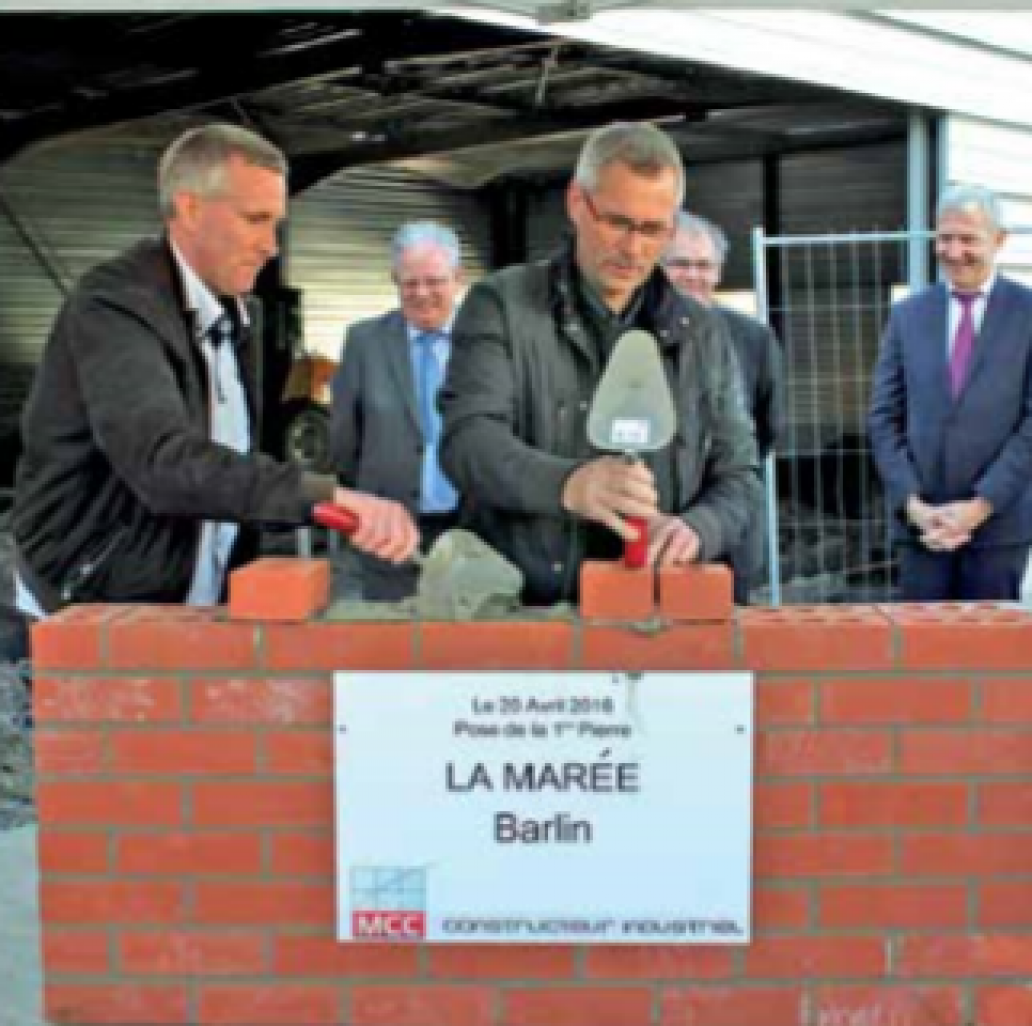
[
  {"left": 12, "top": 123, "right": 417, "bottom": 622},
  {"left": 440, "top": 122, "right": 760, "bottom": 605},
  {"left": 663, "top": 211, "right": 784, "bottom": 603}
]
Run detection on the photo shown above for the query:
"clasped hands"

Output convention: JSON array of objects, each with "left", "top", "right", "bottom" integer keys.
[
  {"left": 906, "top": 495, "right": 992, "bottom": 552},
  {"left": 562, "top": 456, "right": 700, "bottom": 566}
]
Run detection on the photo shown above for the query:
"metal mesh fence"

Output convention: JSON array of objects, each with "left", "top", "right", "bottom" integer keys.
[{"left": 753, "top": 229, "right": 929, "bottom": 605}]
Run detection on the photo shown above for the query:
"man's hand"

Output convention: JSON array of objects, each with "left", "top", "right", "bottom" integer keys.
[
  {"left": 561, "top": 457, "right": 659, "bottom": 540},
  {"left": 647, "top": 515, "right": 701, "bottom": 567},
  {"left": 333, "top": 487, "right": 420, "bottom": 564}
]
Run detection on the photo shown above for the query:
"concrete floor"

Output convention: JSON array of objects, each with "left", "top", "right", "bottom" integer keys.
[{"left": 0, "top": 826, "right": 43, "bottom": 1026}]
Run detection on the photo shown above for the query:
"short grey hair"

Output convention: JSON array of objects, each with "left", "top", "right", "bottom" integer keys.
[
  {"left": 158, "top": 124, "right": 287, "bottom": 221},
  {"left": 391, "top": 221, "right": 462, "bottom": 270},
  {"left": 937, "top": 183, "right": 1004, "bottom": 232},
  {"left": 670, "top": 210, "right": 729, "bottom": 265},
  {"left": 574, "top": 122, "right": 685, "bottom": 206}
]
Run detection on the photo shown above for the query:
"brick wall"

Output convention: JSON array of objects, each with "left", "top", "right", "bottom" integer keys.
[{"left": 32, "top": 559, "right": 1032, "bottom": 1026}]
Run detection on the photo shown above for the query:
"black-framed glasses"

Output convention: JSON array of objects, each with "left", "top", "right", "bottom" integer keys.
[
  {"left": 582, "top": 190, "right": 674, "bottom": 242},
  {"left": 664, "top": 258, "right": 719, "bottom": 274}
]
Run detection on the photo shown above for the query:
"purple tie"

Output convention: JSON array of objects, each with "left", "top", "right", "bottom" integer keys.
[{"left": 949, "top": 291, "right": 980, "bottom": 397}]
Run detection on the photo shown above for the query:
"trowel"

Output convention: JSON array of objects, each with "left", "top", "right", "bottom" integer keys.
[
  {"left": 312, "top": 503, "right": 523, "bottom": 619},
  {"left": 586, "top": 328, "right": 677, "bottom": 569}
]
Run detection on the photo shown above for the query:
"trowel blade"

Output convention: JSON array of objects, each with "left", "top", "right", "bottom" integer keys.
[{"left": 587, "top": 328, "right": 676, "bottom": 454}]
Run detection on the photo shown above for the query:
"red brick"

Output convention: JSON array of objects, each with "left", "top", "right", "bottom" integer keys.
[
  {"left": 820, "top": 782, "right": 968, "bottom": 828},
  {"left": 755, "top": 782, "right": 813, "bottom": 830},
  {"left": 504, "top": 987, "right": 651, "bottom": 1026},
  {"left": 979, "top": 986, "right": 1032, "bottom": 1026},
  {"left": 757, "top": 678, "right": 814, "bottom": 725},
  {"left": 744, "top": 936, "right": 886, "bottom": 977},
  {"left": 42, "top": 880, "right": 184, "bottom": 924},
  {"left": 580, "top": 559, "right": 654, "bottom": 619},
  {"left": 901, "top": 729, "right": 1032, "bottom": 775},
  {"left": 269, "top": 832, "right": 335, "bottom": 877},
  {"left": 274, "top": 935, "right": 419, "bottom": 977},
  {"left": 813, "top": 985, "right": 963, "bottom": 1026},
  {"left": 819, "top": 883, "right": 967, "bottom": 929},
  {"left": 352, "top": 985, "right": 494, "bottom": 1026},
  {"left": 37, "top": 781, "right": 181, "bottom": 827},
  {"left": 45, "top": 984, "right": 189, "bottom": 1025},
  {"left": 109, "top": 729, "right": 256, "bottom": 774},
  {"left": 42, "top": 928, "right": 110, "bottom": 974},
  {"left": 581, "top": 623, "right": 734, "bottom": 670},
  {"left": 658, "top": 563, "right": 733, "bottom": 621},
  {"left": 120, "top": 930, "right": 265, "bottom": 975},
  {"left": 584, "top": 946, "right": 733, "bottom": 980},
  {"left": 428, "top": 945, "right": 575, "bottom": 980},
  {"left": 191, "top": 677, "right": 331, "bottom": 724},
  {"left": 229, "top": 557, "right": 330, "bottom": 622},
  {"left": 35, "top": 676, "right": 181, "bottom": 723},
  {"left": 821, "top": 677, "right": 971, "bottom": 724},
  {"left": 420, "top": 621, "right": 574, "bottom": 669},
  {"left": 753, "top": 885, "right": 811, "bottom": 931},
  {"left": 740, "top": 606, "right": 894, "bottom": 672},
  {"left": 193, "top": 882, "right": 334, "bottom": 925},
  {"left": 38, "top": 830, "right": 109, "bottom": 874},
  {"left": 264, "top": 623, "right": 415, "bottom": 671},
  {"left": 264, "top": 730, "right": 334, "bottom": 775},
  {"left": 35, "top": 730, "right": 107, "bottom": 774},
  {"left": 108, "top": 612, "right": 257, "bottom": 670},
  {"left": 660, "top": 987, "right": 804, "bottom": 1026},
  {"left": 116, "top": 832, "right": 261, "bottom": 876},
  {"left": 886, "top": 603, "right": 1032, "bottom": 670},
  {"left": 756, "top": 833, "right": 894, "bottom": 879},
  {"left": 193, "top": 780, "right": 331, "bottom": 827},
  {"left": 758, "top": 729, "right": 893, "bottom": 776},
  {"left": 981, "top": 676, "right": 1032, "bottom": 722},
  {"left": 32, "top": 605, "right": 117, "bottom": 670},
  {"left": 199, "top": 985, "right": 341, "bottom": 1025},
  {"left": 901, "top": 832, "right": 1032, "bottom": 876},
  {"left": 899, "top": 935, "right": 1032, "bottom": 977},
  {"left": 980, "top": 882, "right": 1032, "bottom": 927}
]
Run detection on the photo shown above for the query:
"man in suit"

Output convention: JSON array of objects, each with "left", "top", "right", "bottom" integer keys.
[
  {"left": 868, "top": 183, "right": 1032, "bottom": 601},
  {"left": 663, "top": 211, "right": 783, "bottom": 603},
  {"left": 330, "top": 221, "right": 464, "bottom": 599}
]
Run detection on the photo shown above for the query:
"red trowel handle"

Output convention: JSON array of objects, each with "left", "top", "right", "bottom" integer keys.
[
  {"left": 624, "top": 516, "right": 648, "bottom": 570},
  {"left": 313, "top": 501, "right": 359, "bottom": 536}
]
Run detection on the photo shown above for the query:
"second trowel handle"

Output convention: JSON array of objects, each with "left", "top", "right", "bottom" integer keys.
[{"left": 621, "top": 453, "right": 649, "bottom": 570}]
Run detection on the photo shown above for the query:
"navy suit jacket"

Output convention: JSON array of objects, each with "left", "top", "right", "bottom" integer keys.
[{"left": 868, "top": 275, "right": 1032, "bottom": 547}]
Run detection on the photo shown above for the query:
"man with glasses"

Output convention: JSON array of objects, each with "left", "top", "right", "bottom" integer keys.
[
  {"left": 330, "top": 221, "right": 465, "bottom": 599},
  {"left": 441, "top": 122, "right": 759, "bottom": 605},
  {"left": 663, "top": 211, "right": 783, "bottom": 603}
]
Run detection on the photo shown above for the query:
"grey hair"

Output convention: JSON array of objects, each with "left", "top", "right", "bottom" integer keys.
[
  {"left": 574, "top": 122, "right": 685, "bottom": 206},
  {"left": 936, "top": 183, "right": 1004, "bottom": 232},
  {"left": 390, "top": 221, "right": 462, "bottom": 270},
  {"left": 158, "top": 124, "right": 287, "bottom": 221},
  {"left": 670, "top": 210, "right": 729, "bottom": 265}
]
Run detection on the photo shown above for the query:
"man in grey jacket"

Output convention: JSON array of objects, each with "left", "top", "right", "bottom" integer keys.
[
  {"left": 664, "top": 211, "right": 784, "bottom": 603},
  {"left": 440, "top": 122, "right": 760, "bottom": 605},
  {"left": 331, "top": 222, "right": 465, "bottom": 599},
  {"left": 12, "top": 123, "right": 417, "bottom": 625}
]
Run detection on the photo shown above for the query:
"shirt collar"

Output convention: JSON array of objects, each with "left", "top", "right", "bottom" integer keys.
[
  {"left": 170, "top": 242, "right": 249, "bottom": 342},
  {"left": 406, "top": 316, "right": 455, "bottom": 344},
  {"left": 950, "top": 270, "right": 997, "bottom": 301}
]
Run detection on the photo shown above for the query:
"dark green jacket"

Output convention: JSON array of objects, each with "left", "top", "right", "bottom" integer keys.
[{"left": 440, "top": 247, "right": 761, "bottom": 605}]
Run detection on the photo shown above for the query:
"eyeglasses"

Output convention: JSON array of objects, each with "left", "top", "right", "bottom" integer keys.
[
  {"left": 664, "top": 258, "right": 719, "bottom": 274},
  {"left": 582, "top": 190, "right": 674, "bottom": 243},
  {"left": 397, "top": 275, "right": 453, "bottom": 293}
]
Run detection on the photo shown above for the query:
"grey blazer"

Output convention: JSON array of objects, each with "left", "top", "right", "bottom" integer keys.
[
  {"left": 330, "top": 309, "right": 426, "bottom": 598},
  {"left": 868, "top": 275, "right": 1032, "bottom": 547}
]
